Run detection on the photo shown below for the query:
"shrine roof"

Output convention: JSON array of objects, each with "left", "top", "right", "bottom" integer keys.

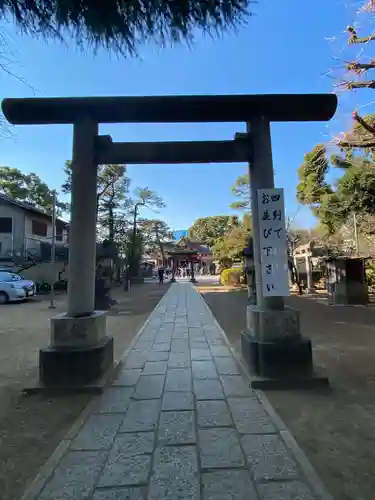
[
  {"left": 2, "top": 94, "right": 337, "bottom": 125},
  {"left": 175, "top": 237, "right": 211, "bottom": 254},
  {"left": 166, "top": 248, "right": 199, "bottom": 256}
]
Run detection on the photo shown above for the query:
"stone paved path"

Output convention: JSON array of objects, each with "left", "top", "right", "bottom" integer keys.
[{"left": 25, "top": 283, "right": 329, "bottom": 500}]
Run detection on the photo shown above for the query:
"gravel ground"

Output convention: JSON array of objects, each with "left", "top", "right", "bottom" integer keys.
[
  {"left": 0, "top": 282, "right": 169, "bottom": 500},
  {"left": 198, "top": 285, "right": 375, "bottom": 500}
]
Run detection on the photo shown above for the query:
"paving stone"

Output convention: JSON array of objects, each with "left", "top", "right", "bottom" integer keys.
[
  {"left": 158, "top": 327, "right": 173, "bottom": 333},
  {"left": 133, "top": 375, "right": 165, "bottom": 399},
  {"left": 98, "top": 455, "right": 151, "bottom": 487},
  {"left": 171, "top": 339, "right": 189, "bottom": 350},
  {"left": 199, "top": 428, "right": 245, "bottom": 469},
  {"left": 220, "top": 376, "right": 253, "bottom": 397},
  {"left": 240, "top": 434, "right": 299, "bottom": 481},
  {"left": 152, "top": 343, "right": 170, "bottom": 352},
  {"left": 139, "top": 338, "right": 156, "bottom": 346},
  {"left": 257, "top": 480, "right": 315, "bottom": 500},
  {"left": 197, "top": 400, "right": 233, "bottom": 428},
  {"left": 165, "top": 369, "right": 192, "bottom": 391},
  {"left": 148, "top": 351, "right": 170, "bottom": 362},
  {"left": 189, "top": 326, "right": 204, "bottom": 333},
  {"left": 152, "top": 445, "right": 198, "bottom": 475},
  {"left": 149, "top": 446, "right": 199, "bottom": 499},
  {"left": 190, "top": 341, "right": 209, "bottom": 350},
  {"left": 191, "top": 360, "right": 218, "bottom": 380},
  {"left": 189, "top": 334, "right": 207, "bottom": 343},
  {"left": 112, "top": 369, "right": 143, "bottom": 387},
  {"left": 71, "top": 414, "right": 123, "bottom": 450},
  {"left": 96, "top": 387, "right": 134, "bottom": 413},
  {"left": 193, "top": 379, "right": 224, "bottom": 400},
  {"left": 214, "top": 357, "right": 240, "bottom": 375},
  {"left": 97, "top": 433, "right": 154, "bottom": 487},
  {"left": 210, "top": 346, "right": 231, "bottom": 357},
  {"left": 111, "top": 431, "right": 155, "bottom": 454},
  {"left": 158, "top": 411, "right": 196, "bottom": 445},
  {"left": 92, "top": 487, "right": 145, "bottom": 500},
  {"left": 202, "top": 470, "right": 258, "bottom": 500},
  {"left": 143, "top": 362, "right": 168, "bottom": 375},
  {"left": 173, "top": 325, "right": 189, "bottom": 331},
  {"left": 228, "top": 398, "right": 277, "bottom": 434},
  {"left": 38, "top": 450, "right": 108, "bottom": 500},
  {"left": 168, "top": 353, "right": 191, "bottom": 368},
  {"left": 172, "top": 335, "right": 189, "bottom": 341},
  {"left": 126, "top": 352, "right": 148, "bottom": 369},
  {"left": 191, "top": 349, "right": 212, "bottom": 361},
  {"left": 205, "top": 333, "right": 222, "bottom": 342},
  {"left": 155, "top": 337, "right": 172, "bottom": 344},
  {"left": 120, "top": 400, "right": 161, "bottom": 432},
  {"left": 206, "top": 338, "right": 225, "bottom": 346},
  {"left": 134, "top": 340, "right": 154, "bottom": 349},
  {"left": 162, "top": 392, "right": 194, "bottom": 411}
]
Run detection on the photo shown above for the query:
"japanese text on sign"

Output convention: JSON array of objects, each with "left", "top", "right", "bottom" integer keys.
[{"left": 257, "top": 188, "right": 289, "bottom": 297}]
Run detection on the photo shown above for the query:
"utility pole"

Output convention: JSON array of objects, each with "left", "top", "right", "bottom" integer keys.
[
  {"left": 353, "top": 212, "right": 359, "bottom": 256},
  {"left": 49, "top": 190, "right": 57, "bottom": 309}
]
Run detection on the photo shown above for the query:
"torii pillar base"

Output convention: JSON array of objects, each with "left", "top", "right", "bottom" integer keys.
[
  {"left": 38, "top": 312, "right": 114, "bottom": 388},
  {"left": 241, "top": 305, "right": 328, "bottom": 390}
]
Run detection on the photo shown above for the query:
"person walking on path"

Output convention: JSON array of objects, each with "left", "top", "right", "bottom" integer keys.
[{"left": 158, "top": 266, "right": 165, "bottom": 284}]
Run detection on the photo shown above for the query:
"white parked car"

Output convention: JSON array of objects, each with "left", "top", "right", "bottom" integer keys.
[{"left": 0, "top": 271, "right": 36, "bottom": 304}]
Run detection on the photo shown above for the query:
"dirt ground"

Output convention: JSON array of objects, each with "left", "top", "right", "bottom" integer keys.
[
  {"left": 198, "top": 284, "right": 375, "bottom": 500},
  {"left": 0, "top": 281, "right": 168, "bottom": 500}
]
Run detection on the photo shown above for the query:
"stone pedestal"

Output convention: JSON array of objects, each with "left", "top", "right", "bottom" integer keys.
[
  {"left": 39, "top": 311, "right": 114, "bottom": 387},
  {"left": 241, "top": 305, "right": 327, "bottom": 388},
  {"left": 246, "top": 305, "right": 300, "bottom": 341}
]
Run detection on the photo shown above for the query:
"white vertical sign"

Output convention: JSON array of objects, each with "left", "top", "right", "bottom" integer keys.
[{"left": 256, "top": 188, "right": 290, "bottom": 297}]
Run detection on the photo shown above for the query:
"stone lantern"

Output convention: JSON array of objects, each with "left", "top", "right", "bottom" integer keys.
[{"left": 242, "top": 238, "right": 256, "bottom": 305}]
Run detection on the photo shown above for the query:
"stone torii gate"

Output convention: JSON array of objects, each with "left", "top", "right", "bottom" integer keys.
[{"left": 2, "top": 94, "right": 337, "bottom": 388}]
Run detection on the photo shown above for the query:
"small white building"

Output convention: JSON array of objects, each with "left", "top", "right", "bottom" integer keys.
[{"left": 0, "top": 194, "right": 69, "bottom": 261}]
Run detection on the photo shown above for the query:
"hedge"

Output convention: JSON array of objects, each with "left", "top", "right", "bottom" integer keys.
[{"left": 220, "top": 268, "right": 242, "bottom": 286}]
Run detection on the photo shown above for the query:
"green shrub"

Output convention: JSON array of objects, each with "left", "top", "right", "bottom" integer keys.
[
  {"left": 220, "top": 268, "right": 242, "bottom": 286},
  {"left": 366, "top": 260, "right": 375, "bottom": 287}
]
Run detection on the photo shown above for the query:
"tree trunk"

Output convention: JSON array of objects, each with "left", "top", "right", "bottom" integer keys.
[
  {"left": 129, "top": 205, "right": 138, "bottom": 278},
  {"left": 108, "top": 205, "right": 115, "bottom": 242}
]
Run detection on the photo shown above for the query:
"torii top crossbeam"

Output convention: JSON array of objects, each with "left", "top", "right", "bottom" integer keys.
[{"left": 2, "top": 94, "right": 337, "bottom": 125}]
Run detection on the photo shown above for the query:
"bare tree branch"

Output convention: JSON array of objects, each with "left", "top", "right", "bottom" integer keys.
[
  {"left": 347, "top": 59, "right": 375, "bottom": 72},
  {"left": 341, "top": 80, "right": 375, "bottom": 89},
  {"left": 347, "top": 25, "right": 375, "bottom": 44}
]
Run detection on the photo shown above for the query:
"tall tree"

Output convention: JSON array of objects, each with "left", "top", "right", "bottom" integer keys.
[
  {"left": 311, "top": 1, "right": 375, "bottom": 246},
  {"left": 188, "top": 215, "right": 240, "bottom": 247},
  {"left": 128, "top": 187, "right": 165, "bottom": 276},
  {"left": 230, "top": 173, "right": 250, "bottom": 210},
  {"left": 296, "top": 142, "right": 375, "bottom": 238},
  {"left": 124, "top": 230, "right": 144, "bottom": 273},
  {"left": 62, "top": 161, "right": 130, "bottom": 241},
  {"left": 1, "top": 1, "right": 253, "bottom": 56},
  {"left": 212, "top": 214, "right": 252, "bottom": 261},
  {"left": 339, "top": 3, "right": 375, "bottom": 149},
  {"left": 138, "top": 219, "right": 173, "bottom": 264},
  {"left": 0, "top": 166, "right": 66, "bottom": 215}
]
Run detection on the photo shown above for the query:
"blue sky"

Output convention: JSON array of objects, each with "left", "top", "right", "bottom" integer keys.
[{"left": 0, "top": 0, "right": 366, "bottom": 231}]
